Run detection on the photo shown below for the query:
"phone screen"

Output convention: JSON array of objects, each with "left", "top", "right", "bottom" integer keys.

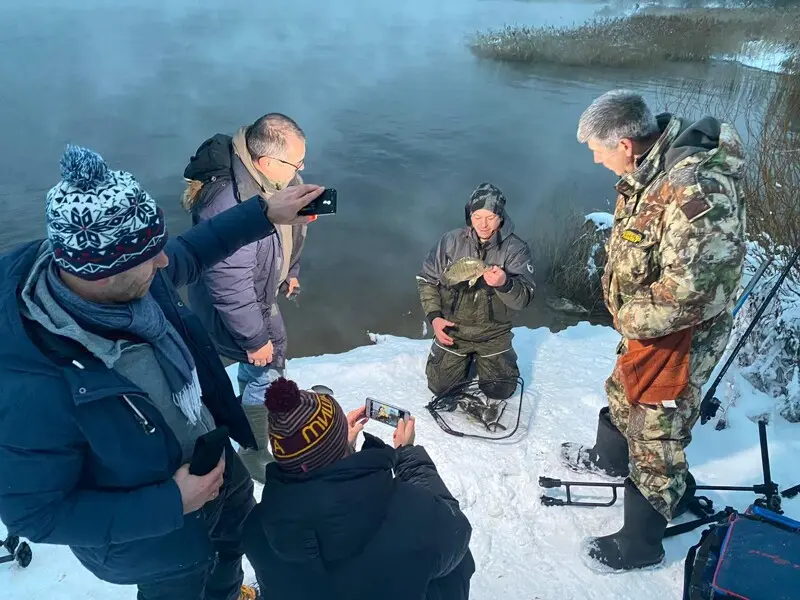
[
  {"left": 366, "top": 398, "right": 410, "bottom": 428},
  {"left": 298, "top": 188, "right": 337, "bottom": 216}
]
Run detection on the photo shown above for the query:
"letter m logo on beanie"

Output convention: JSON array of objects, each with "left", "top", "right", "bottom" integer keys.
[{"left": 265, "top": 378, "right": 349, "bottom": 474}]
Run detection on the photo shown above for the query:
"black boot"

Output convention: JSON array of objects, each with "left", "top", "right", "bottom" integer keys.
[
  {"left": 585, "top": 479, "right": 667, "bottom": 571},
  {"left": 672, "top": 471, "right": 696, "bottom": 519},
  {"left": 561, "top": 407, "right": 630, "bottom": 477}
]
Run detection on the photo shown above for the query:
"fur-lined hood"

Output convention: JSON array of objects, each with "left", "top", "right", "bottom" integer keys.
[{"left": 181, "top": 134, "right": 234, "bottom": 210}]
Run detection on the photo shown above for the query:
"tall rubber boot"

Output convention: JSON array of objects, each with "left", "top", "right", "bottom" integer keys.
[
  {"left": 672, "top": 471, "right": 697, "bottom": 519},
  {"left": 237, "top": 404, "right": 274, "bottom": 485},
  {"left": 561, "top": 407, "right": 630, "bottom": 477},
  {"left": 585, "top": 479, "right": 667, "bottom": 571}
]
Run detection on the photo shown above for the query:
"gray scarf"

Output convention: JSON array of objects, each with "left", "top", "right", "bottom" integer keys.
[{"left": 47, "top": 264, "right": 203, "bottom": 424}]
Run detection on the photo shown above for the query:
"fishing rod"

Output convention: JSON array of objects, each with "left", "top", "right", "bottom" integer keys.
[
  {"left": 732, "top": 255, "right": 773, "bottom": 317},
  {"left": 700, "top": 246, "right": 800, "bottom": 425},
  {"left": 709, "top": 254, "right": 775, "bottom": 429}
]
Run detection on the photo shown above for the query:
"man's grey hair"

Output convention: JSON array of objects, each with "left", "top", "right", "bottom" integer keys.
[
  {"left": 246, "top": 113, "right": 306, "bottom": 160},
  {"left": 577, "top": 90, "right": 659, "bottom": 148}
]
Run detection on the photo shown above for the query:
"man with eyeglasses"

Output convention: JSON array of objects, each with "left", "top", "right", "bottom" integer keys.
[{"left": 181, "top": 113, "right": 310, "bottom": 483}]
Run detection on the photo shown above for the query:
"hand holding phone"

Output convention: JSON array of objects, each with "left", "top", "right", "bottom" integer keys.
[
  {"left": 365, "top": 398, "right": 411, "bottom": 428},
  {"left": 258, "top": 184, "right": 326, "bottom": 225},
  {"left": 297, "top": 188, "right": 337, "bottom": 217},
  {"left": 189, "top": 426, "right": 229, "bottom": 476},
  {"left": 346, "top": 405, "right": 369, "bottom": 447},
  {"left": 393, "top": 416, "right": 416, "bottom": 449},
  {"left": 173, "top": 456, "right": 225, "bottom": 515}
]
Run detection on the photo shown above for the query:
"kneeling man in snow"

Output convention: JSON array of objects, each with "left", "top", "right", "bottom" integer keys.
[
  {"left": 242, "top": 378, "right": 476, "bottom": 599},
  {"left": 416, "top": 183, "right": 536, "bottom": 400},
  {"left": 563, "top": 90, "right": 746, "bottom": 571},
  {"left": 0, "top": 145, "right": 321, "bottom": 600}
]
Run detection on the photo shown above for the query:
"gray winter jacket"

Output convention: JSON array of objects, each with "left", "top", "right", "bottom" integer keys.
[{"left": 417, "top": 209, "right": 535, "bottom": 343}]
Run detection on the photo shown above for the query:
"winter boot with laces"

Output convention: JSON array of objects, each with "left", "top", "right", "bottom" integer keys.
[
  {"left": 560, "top": 407, "right": 630, "bottom": 478},
  {"left": 584, "top": 478, "right": 668, "bottom": 572}
]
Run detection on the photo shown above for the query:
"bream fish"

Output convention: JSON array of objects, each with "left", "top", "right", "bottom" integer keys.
[{"left": 442, "top": 257, "right": 489, "bottom": 288}]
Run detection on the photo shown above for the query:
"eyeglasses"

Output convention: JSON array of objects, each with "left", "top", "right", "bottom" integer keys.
[{"left": 264, "top": 156, "right": 304, "bottom": 171}]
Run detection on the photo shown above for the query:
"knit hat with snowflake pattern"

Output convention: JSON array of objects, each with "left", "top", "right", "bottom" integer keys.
[{"left": 46, "top": 145, "right": 168, "bottom": 281}]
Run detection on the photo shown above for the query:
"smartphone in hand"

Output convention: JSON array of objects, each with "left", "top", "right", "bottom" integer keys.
[
  {"left": 189, "top": 426, "right": 229, "bottom": 476},
  {"left": 365, "top": 398, "right": 411, "bottom": 428},
  {"left": 297, "top": 188, "right": 337, "bottom": 216}
]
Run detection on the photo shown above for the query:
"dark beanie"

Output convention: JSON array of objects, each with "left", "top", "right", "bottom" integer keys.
[
  {"left": 265, "top": 378, "right": 349, "bottom": 474},
  {"left": 464, "top": 182, "right": 507, "bottom": 224}
]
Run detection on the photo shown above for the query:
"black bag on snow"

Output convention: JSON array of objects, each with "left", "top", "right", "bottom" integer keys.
[{"left": 683, "top": 504, "right": 800, "bottom": 600}]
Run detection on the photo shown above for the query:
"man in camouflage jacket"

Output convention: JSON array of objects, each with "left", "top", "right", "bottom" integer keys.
[
  {"left": 417, "top": 183, "right": 536, "bottom": 401},
  {"left": 563, "top": 90, "right": 746, "bottom": 572}
]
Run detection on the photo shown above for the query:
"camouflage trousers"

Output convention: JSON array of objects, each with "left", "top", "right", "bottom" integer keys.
[
  {"left": 606, "top": 366, "right": 702, "bottom": 521},
  {"left": 425, "top": 333, "right": 520, "bottom": 400}
]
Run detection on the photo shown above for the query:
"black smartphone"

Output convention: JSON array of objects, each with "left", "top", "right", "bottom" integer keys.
[
  {"left": 189, "top": 426, "right": 229, "bottom": 476},
  {"left": 298, "top": 188, "right": 337, "bottom": 216},
  {"left": 365, "top": 398, "right": 411, "bottom": 428}
]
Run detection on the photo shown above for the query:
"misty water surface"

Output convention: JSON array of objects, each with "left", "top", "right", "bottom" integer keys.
[{"left": 0, "top": 0, "right": 738, "bottom": 357}]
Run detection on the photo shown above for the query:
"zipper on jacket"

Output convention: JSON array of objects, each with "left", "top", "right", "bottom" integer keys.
[{"left": 122, "top": 394, "right": 156, "bottom": 435}]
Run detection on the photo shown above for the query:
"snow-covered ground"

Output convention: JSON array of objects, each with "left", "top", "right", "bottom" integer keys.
[{"left": 2, "top": 322, "right": 799, "bottom": 599}]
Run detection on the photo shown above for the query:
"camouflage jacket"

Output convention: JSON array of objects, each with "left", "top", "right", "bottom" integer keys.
[{"left": 603, "top": 114, "right": 746, "bottom": 380}]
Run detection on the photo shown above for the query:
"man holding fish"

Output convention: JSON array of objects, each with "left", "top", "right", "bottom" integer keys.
[{"left": 416, "top": 183, "right": 536, "bottom": 400}]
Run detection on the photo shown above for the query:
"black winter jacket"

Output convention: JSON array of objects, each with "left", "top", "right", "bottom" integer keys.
[{"left": 242, "top": 433, "right": 475, "bottom": 600}]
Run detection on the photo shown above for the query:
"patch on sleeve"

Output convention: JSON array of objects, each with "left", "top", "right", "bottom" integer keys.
[
  {"left": 680, "top": 196, "right": 712, "bottom": 222},
  {"left": 621, "top": 229, "right": 644, "bottom": 244}
]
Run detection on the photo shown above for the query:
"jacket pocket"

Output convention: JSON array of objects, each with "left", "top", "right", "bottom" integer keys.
[
  {"left": 74, "top": 515, "right": 214, "bottom": 585},
  {"left": 610, "top": 198, "right": 666, "bottom": 287},
  {"left": 489, "top": 291, "right": 510, "bottom": 324}
]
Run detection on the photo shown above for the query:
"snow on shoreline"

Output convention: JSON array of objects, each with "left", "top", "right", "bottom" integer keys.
[
  {"left": 585, "top": 211, "right": 613, "bottom": 277},
  {"left": 584, "top": 211, "right": 613, "bottom": 231},
  {"left": 2, "top": 323, "right": 799, "bottom": 599},
  {"left": 717, "top": 40, "right": 796, "bottom": 74}
]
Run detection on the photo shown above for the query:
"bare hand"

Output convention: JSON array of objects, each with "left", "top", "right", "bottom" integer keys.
[
  {"left": 483, "top": 266, "right": 508, "bottom": 288},
  {"left": 393, "top": 416, "right": 416, "bottom": 448},
  {"left": 346, "top": 405, "right": 369, "bottom": 447},
  {"left": 172, "top": 457, "right": 225, "bottom": 515},
  {"left": 286, "top": 277, "right": 300, "bottom": 298},
  {"left": 247, "top": 340, "right": 273, "bottom": 368},
  {"left": 432, "top": 317, "right": 456, "bottom": 346},
  {"left": 263, "top": 184, "right": 324, "bottom": 226}
]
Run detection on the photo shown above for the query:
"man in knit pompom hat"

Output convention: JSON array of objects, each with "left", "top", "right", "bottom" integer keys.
[{"left": 0, "top": 144, "right": 324, "bottom": 600}]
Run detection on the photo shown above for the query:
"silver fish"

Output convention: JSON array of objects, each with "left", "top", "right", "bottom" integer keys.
[
  {"left": 442, "top": 257, "right": 489, "bottom": 288},
  {"left": 457, "top": 393, "right": 507, "bottom": 432}
]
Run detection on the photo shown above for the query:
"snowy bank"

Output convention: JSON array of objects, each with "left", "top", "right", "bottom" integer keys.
[
  {"left": 716, "top": 40, "right": 797, "bottom": 74},
  {"left": 3, "top": 323, "right": 799, "bottom": 600},
  {"left": 723, "top": 241, "right": 800, "bottom": 423},
  {"left": 584, "top": 212, "right": 613, "bottom": 232},
  {"left": 584, "top": 211, "right": 613, "bottom": 279}
]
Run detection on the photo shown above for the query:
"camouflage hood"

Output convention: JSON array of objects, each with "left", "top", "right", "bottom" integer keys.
[{"left": 618, "top": 114, "right": 745, "bottom": 197}]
